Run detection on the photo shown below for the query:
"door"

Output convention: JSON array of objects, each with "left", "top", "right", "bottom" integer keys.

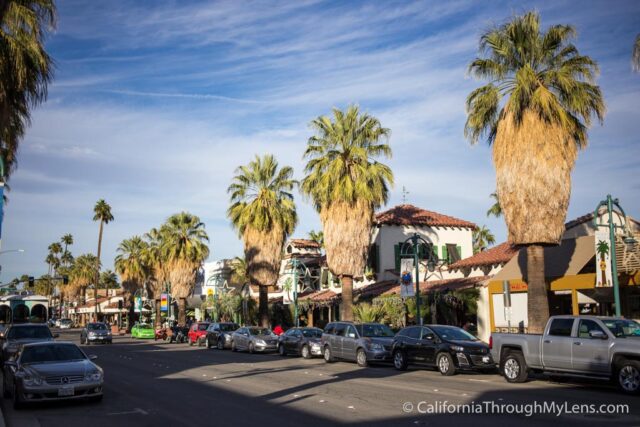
[
  {"left": 541, "top": 318, "right": 575, "bottom": 371},
  {"left": 342, "top": 325, "right": 358, "bottom": 361},
  {"left": 402, "top": 327, "right": 421, "bottom": 362},
  {"left": 236, "top": 329, "right": 247, "bottom": 350},
  {"left": 332, "top": 324, "right": 347, "bottom": 358},
  {"left": 417, "top": 327, "right": 437, "bottom": 364},
  {"left": 571, "top": 319, "right": 611, "bottom": 374},
  {"left": 282, "top": 329, "right": 296, "bottom": 351}
]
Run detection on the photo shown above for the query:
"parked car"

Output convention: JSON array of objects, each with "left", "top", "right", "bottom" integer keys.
[
  {"left": 205, "top": 322, "right": 239, "bottom": 350},
  {"left": 80, "top": 322, "right": 112, "bottom": 345},
  {"left": 59, "top": 319, "right": 74, "bottom": 329},
  {"left": 187, "top": 322, "right": 210, "bottom": 346},
  {"left": 392, "top": 325, "right": 493, "bottom": 375},
  {"left": 322, "top": 322, "right": 394, "bottom": 367},
  {"left": 490, "top": 315, "right": 640, "bottom": 394},
  {"left": 131, "top": 323, "right": 155, "bottom": 339},
  {"left": 0, "top": 324, "right": 58, "bottom": 364},
  {"left": 2, "top": 341, "right": 103, "bottom": 408},
  {"left": 278, "top": 327, "right": 323, "bottom": 358},
  {"left": 231, "top": 327, "right": 278, "bottom": 353}
]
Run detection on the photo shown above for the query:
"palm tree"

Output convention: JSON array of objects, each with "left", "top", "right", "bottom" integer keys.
[
  {"left": 465, "top": 11, "right": 604, "bottom": 332},
  {"left": 46, "top": 242, "right": 61, "bottom": 275},
  {"left": 69, "top": 253, "right": 99, "bottom": 303},
  {"left": 227, "top": 154, "right": 297, "bottom": 327},
  {"left": 0, "top": 0, "right": 55, "bottom": 182},
  {"left": 99, "top": 270, "right": 119, "bottom": 289},
  {"left": 93, "top": 199, "right": 113, "bottom": 316},
  {"left": 633, "top": 34, "right": 640, "bottom": 72},
  {"left": 143, "top": 227, "right": 168, "bottom": 328},
  {"left": 301, "top": 105, "right": 392, "bottom": 321},
  {"left": 60, "top": 233, "right": 73, "bottom": 266},
  {"left": 486, "top": 192, "right": 502, "bottom": 218},
  {"left": 472, "top": 225, "right": 496, "bottom": 253},
  {"left": 308, "top": 230, "right": 324, "bottom": 248},
  {"left": 115, "top": 236, "right": 149, "bottom": 330},
  {"left": 229, "top": 256, "right": 248, "bottom": 287},
  {"left": 160, "top": 212, "right": 209, "bottom": 326}
]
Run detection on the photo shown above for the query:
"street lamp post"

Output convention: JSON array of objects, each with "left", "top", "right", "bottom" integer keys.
[
  {"left": 400, "top": 233, "right": 440, "bottom": 326},
  {"left": 284, "top": 258, "right": 314, "bottom": 328},
  {"left": 593, "top": 195, "right": 635, "bottom": 317}
]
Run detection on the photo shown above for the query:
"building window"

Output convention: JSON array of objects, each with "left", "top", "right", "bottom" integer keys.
[{"left": 441, "top": 244, "right": 462, "bottom": 264}]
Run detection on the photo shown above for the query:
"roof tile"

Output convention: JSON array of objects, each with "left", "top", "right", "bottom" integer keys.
[{"left": 375, "top": 204, "right": 476, "bottom": 229}]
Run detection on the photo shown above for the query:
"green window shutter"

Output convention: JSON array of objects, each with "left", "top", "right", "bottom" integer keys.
[
  {"left": 441, "top": 245, "right": 448, "bottom": 263},
  {"left": 394, "top": 244, "right": 400, "bottom": 272},
  {"left": 456, "top": 245, "right": 462, "bottom": 259}
]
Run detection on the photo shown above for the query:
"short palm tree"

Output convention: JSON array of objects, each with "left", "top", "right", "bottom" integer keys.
[
  {"left": 301, "top": 105, "right": 392, "bottom": 321},
  {"left": 115, "top": 236, "right": 149, "bottom": 329},
  {"left": 69, "top": 253, "right": 99, "bottom": 302},
  {"left": 160, "top": 212, "right": 209, "bottom": 326},
  {"left": 486, "top": 192, "right": 502, "bottom": 218},
  {"left": 472, "top": 225, "right": 496, "bottom": 253},
  {"left": 229, "top": 256, "right": 248, "bottom": 287},
  {"left": 228, "top": 154, "right": 297, "bottom": 327},
  {"left": 93, "top": 199, "right": 114, "bottom": 313},
  {"left": 143, "top": 227, "right": 167, "bottom": 327},
  {"left": 0, "top": 0, "right": 55, "bottom": 182},
  {"left": 308, "top": 230, "right": 324, "bottom": 248},
  {"left": 100, "top": 270, "right": 119, "bottom": 289},
  {"left": 633, "top": 34, "right": 640, "bottom": 72},
  {"left": 465, "top": 11, "right": 604, "bottom": 332}
]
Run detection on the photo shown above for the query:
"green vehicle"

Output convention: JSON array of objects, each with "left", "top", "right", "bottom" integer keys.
[{"left": 131, "top": 323, "right": 155, "bottom": 339}]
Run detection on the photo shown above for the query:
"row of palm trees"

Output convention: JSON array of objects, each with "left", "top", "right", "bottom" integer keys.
[{"left": 114, "top": 212, "right": 209, "bottom": 327}]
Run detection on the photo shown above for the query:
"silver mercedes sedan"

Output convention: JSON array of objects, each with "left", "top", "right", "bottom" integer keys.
[{"left": 2, "top": 341, "right": 103, "bottom": 409}]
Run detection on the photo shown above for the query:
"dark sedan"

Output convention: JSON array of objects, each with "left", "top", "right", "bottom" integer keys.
[
  {"left": 205, "top": 322, "right": 239, "bottom": 350},
  {"left": 278, "top": 327, "right": 323, "bottom": 358},
  {"left": 0, "top": 324, "right": 58, "bottom": 364},
  {"left": 391, "top": 325, "right": 494, "bottom": 375}
]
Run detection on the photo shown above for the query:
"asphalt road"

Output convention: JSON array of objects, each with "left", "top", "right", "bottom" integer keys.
[{"left": 1, "top": 329, "right": 639, "bottom": 427}]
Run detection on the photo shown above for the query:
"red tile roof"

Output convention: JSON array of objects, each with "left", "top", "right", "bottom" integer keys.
[
  {"left": 375, "top": 204, "right": 476, "bottom": 229},
  {"left": 382, "top": 276, "right": 490, "bottom": 295},
  {"left": 448, "top": 242, "right": 518, "bottom": 270},
  {"left": 289, "top": 239, "right": 321, "bottom": 249}
]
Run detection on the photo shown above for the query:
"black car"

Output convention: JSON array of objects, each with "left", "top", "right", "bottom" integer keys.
[
  {"left": 278, "top": 327, "right": 323, "bottom": 358},
  {"left": 205, "top": 322, "right": 239, "bottom": 350},
  {"left": 391, "top": 325, "right": 494, "bottom": 375},
  {"left": 80, "top": 322, "right": 112, "bottom": 345},
  {"left": 0, "top": 324, "right": 58, "bottom": 364}
]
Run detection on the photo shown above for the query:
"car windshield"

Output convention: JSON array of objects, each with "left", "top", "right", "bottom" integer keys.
[
  {"left": 87, "top": 323, "right": 107, "bottom": 331},
  {"left": 138, "top": 324, "right": 152, "bottom": 330},
  {"left": 431, "top": 326, "right": 477, "bottom": 341},
  {"left": 602, "top": 319, "right": 640, "bottom": 337},
  {"left": 21, "top": 344, "right": 86, "bottom": 364},
  {"left": 356, "top": 324, "right": 395, "bottom": 338},
  {"left": 220, "top": 324, "right": 239, "bottom": 332},
  {"left": 7, "top": 326, "right": 52, "bottom": 340},
  {"left": 301, "top": 329, "right": 322, "bottom": 338},
  {"left": 249, "top": 328, "right": 271, "bottom": 336}
]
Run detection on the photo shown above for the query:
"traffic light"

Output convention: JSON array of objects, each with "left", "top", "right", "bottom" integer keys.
[
  {"left": 62, "top": 275, "right": 69, "bottom": 285},
  {"left": 28, "top": 276, "right": 34, "bottom": 287}
]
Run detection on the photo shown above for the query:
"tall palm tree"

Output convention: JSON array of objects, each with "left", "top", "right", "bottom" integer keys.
[
  {"left": 0, "top": 0, "right": 55, "bottom": 182},
  {"left": 301, "top": 105, "right": 392, "bottom": 321},
  {"left": 472, "top": 225, "right": 496, "bottom": 253},
  {"left": 633, "top": 34, "right": 640, "bottom": 72},
  {"left": 93, "top": 199, "right": 113, "bottom": 317},
  {"left": 486, "top": 192, "right": 502, "bottom": 218},
  {"left": 465, "top": 11, "right": 604, "bottom": 332},
  {"left": 115, "top": 236, "right": 149, "bottom": 330},
  {"left": 69, "top": 253, "right": 98, "bottom": 303},
  {"left": 308, "top": 230, "right": 324, "bottom": 248},
  {"left": 227, "top": 154, "right": 297, "bottom": 327},
  {"left": 143, "top": 227, "right": 167, "bottom": 328},
  {"left": 160, "top": 212, "right": 209, "bottom": 326},
  {"left": 60, "top": 233, "right": 73, "bottom": 264},
  {"left": 46, "top": 241, "right": 61, "bottom": 275}
]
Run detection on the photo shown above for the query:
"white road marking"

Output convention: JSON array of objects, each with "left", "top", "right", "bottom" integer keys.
[
  {"left": 348, "top": 406, "right": 355, "bottom": 409},
  {"left": 319, "top": 400, "right": 325, "bottom": 403},
  {"left": 469, "top": 379, "right": 489, "bottom": 383},
  {"left": 107, "top": 408, "right": 148, "bottom": 416}
]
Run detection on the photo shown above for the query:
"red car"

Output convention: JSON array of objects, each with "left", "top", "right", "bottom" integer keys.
[{"left": 188, "top": 322, "right": 210, "bottom": 346}]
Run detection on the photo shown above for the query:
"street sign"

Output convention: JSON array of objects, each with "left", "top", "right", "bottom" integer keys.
[{"left": 134, "top": 296, "right": 142, "bottom": 313}]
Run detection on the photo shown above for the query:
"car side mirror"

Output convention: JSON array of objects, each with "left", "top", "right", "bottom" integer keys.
[
  {"left": 589, "top": 330, "right": 607, "bottom": 340},
  {"left": 88, "top": 354, "right": 98, "bottom": 361}
]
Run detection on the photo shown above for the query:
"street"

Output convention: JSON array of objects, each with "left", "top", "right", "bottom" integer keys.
[{"left": 2, "top": 330, "right": 639, "bottom": 427}]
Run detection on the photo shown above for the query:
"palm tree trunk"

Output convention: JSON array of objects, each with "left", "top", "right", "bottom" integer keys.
[
  {"left": 178, "top": 298, "right": 187, "bottom": 326},
  {"left": 526, "top": 245, "right": 549, "bottom": 333},
  {"left": 259, "top": 285, "right": 269, "bottom": 327},
  {"left": 95, "top": 220, "right": 104, "bottom": 321},
  {"left": 154, "top": 299, "right": 161, "bottom": 329},
  {"left": 127, "top": 295, "right": 135, "bottom": 332},
  {"left": 341, "top": 275, "right": 354, "bottom": 321}
]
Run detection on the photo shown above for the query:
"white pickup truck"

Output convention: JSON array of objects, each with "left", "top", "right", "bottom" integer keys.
[{"left": 490, "top": 315, "right": 640, "bottom": 394}]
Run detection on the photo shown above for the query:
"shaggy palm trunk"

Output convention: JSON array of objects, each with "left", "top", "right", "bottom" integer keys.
[
  {"left": 526, "top": 245, "right": 549, "bottom": 333},
  {"left": 154, "top": 299, "right": 161, "bottom": 329},
  {"left": 127, "top": 295, "right": 135, "bottom": 332},
  {"left": 340, "top": 276, "right": 354, "bottom": 321},
  {"left": 259, "top": 285, "right": 269, "bottom": 327},
  {"left": 177, "top": 298, "right": 187, "bottom": 326}
]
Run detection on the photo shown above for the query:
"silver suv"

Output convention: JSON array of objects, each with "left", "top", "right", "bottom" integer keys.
[{"left": 321, "top": 322, "right": 394, "bottom": 367}]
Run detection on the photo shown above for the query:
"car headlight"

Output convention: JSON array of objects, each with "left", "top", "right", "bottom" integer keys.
[
  {"left": 311, "top": 342, "right": 320, "bottom": 348},
  {"left": 450, "top": 345, "right": 464, "bottom": 352},
  {"left": 23, "top": 374, "right": 43, "bottom": 386},
  {"left": 368, "top": 342, "right": 384, "bottom": 351},
  {"left": 88, "top": 332, "right": 96, "bottom": 337},
  {"left": 85, "top": 371, "right": 103, "bottom": 382},
  {"left": 256, "top": 339, "right": 266, "bottom": 345}
]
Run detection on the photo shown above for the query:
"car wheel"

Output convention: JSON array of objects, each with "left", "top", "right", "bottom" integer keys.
[
  {"left": 393, "top": 350, "right": 408, "bottom": 371},
  {"left": 12, "top": 384, "right": 23, "bottom": 410},
  {"left": 217, "top": 338, "right": 224, "bottom": 350},
  {"left": 323, "top": 346, "right": 335, "bottom": 363},
  {"left": 301, "top": 345, "right": 311, "bottom": 359},
  {"left": 278, "top": 344, "right": 286, "bottom": 357},
  {"left": 249, "top": 343, "right": 255, "bottom": 354},
  {"left": 501, "top": 351, "right": 528, "bottom": 383},
  {"left": 616, "top": 360, "right": 640, "bottom": 394},
  {"left": 356, "top": 349, "right": 368, "bottom": 367},
  {"left": 437, "top": 353, "right": 456, "bottom": 376}
]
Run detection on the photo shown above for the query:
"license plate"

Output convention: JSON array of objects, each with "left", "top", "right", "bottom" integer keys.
[{"left": 58, "top": 386, "right": 74, "bottom": 397}]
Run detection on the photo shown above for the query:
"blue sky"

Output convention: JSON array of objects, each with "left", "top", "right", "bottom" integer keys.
[{"left": 1, "top": 0, "right": 639, "bottom": 281}]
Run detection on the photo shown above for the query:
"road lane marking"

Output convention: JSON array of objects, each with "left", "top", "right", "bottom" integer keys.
[
  {"left": 468, "top": 379, "right": 489, "bottom": 382},
  {"left": 107, "top": 408, "right": 148, "bottom": 416}
]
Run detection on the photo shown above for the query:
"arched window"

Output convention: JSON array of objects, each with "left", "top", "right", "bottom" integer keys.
[
  {"left": 0, "top": 306, "right": 11, "bottom": 324},
  {"left": 30, "top": 304, "right": 47, "bottom": 323},
  {"left": 13, "top": 304, "right": 30, "bottom": 323}
]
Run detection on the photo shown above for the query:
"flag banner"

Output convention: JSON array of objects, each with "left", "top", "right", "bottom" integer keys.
[
  {"left": 400, "top": 258, "right": 415, "bottom": 298},
  {"left": 595, "top": 229, "right": 613, "bottom": 287}
]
